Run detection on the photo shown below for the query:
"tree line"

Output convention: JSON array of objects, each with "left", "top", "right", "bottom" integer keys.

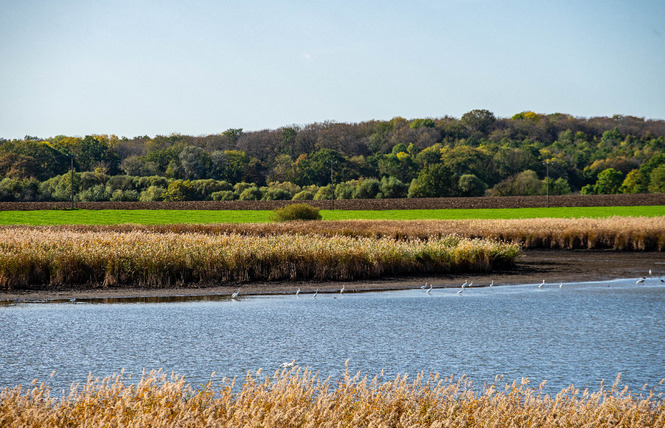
[{"left": 1, "top": 110, "right": 664, "bottom": 202}]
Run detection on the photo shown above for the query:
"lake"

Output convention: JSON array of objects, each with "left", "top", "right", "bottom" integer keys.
[{"left": 1, "top": 278, "right": 664, "bottom": 396}]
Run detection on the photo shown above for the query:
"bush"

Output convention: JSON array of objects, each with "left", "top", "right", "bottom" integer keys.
[
  {"left": 110, "top": 189, "right": 139, "bottom": 202},
  {"left": 139, "top": 186, "right": 166, "bottom": 202},
  {"left": 262, "top": 187, "right": 291, "bottom": 200},
  {"left": 273, "top": 203, "right": 322, "bottom": 221},
  {"left": 211, "top": 190, "right": 236, "bottom": 201},
  {"left": 353, "top": 178, "right": 381, "bottom": 199},
  {"left": 239, "top": 187, "right": 262, "bottom": 200},
  {"left": 292, "top": 190, "right": 315, "bottom": 200}
]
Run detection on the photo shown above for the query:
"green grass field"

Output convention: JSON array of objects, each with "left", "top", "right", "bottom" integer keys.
[{"left": 0, "top": 205, "right": 663, "bottom": 225}]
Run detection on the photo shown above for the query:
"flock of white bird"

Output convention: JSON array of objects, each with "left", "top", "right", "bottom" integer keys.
[{"left": 230, "top": 270, "right": 663, "bottom": 300}]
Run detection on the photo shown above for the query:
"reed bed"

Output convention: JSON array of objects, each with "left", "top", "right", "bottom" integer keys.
[
  {"left": 25, "top": 215, "right": 665, "bottom": 251},
  {"left": 0, "top": 228, "right": 519, "bottom": 290},
  {"left": 1, "top": 369, "right": 663, "bottom": 427}
]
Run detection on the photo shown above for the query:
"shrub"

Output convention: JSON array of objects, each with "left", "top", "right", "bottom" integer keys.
[
  {"left": 353, "top": 178, "right": 381, "bottom": 199},
  {"left": 292, "top": 190, "right": 315, "bottom": 200},
  {"left": 110, "top": 189, "right": 139, "bottom": 202},
  {"left": 139, "top": 186, "right": 166, "bottom": 202},
  {"left": 239, "top": 187, "right": 262, "bottom": 200},
  {"left": 211, "top": 190, "right": 236, "bottom": 201},
  {"left": 262, "top": 188, "right": 291, "bottom": 200},
  {"left": 273, "top": 203, "right": 322, "bottom": 221},
  {"left": 79, "top": 184, "right": 111, "bottom": 202}
]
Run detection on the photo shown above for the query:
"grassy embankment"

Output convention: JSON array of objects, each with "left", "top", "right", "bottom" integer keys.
[
  {"left": 1, "top": 369, "right": 662, "bottom": 427},
  {"left": 0, "top": 205, "right": 664, "bottom": 225}
]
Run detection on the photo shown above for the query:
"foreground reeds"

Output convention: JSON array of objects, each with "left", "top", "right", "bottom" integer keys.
[
  {"left": 0, "top": 229, "right": 519, "bottom": 290},
  {"left": 1, "top": 369, "right": 663, "bottom": 427},
  {"left": 27, "top": 215, "right": 665, "bottom": 250}
]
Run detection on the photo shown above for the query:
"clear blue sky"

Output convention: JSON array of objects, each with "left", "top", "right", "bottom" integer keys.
[{"left": 1, "top": 0, "right": 663, "bottom": 140}]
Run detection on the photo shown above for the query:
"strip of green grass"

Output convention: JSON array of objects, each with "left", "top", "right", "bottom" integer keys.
[
  {"left": 322, "top": 205, "right": 665, "bottom": 220},
  {"left": 0, "top": 205, "right": 663, "bottom": 225}
]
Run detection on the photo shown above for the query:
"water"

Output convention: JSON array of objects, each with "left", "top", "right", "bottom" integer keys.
[{"left": 1, "top": 278, "right": 664, "bottom": 395}]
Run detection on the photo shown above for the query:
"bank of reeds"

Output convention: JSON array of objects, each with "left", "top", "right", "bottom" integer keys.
[
  {"left": 0, "top": 228, "right": 519, "bottom": 290},
  {"left": 1, "top": 369, "right": 663, "bottom": 427},
  {"left": 24, "top": 216, "right": 664, "bottom": 250}
]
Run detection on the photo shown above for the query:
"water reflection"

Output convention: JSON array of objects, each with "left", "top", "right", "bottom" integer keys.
[{"left": 1, "top": 278, "right": 663, "bottom": 396}]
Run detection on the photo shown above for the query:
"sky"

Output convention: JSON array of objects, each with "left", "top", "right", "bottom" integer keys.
[{"left": 0, "top": 0, "right": 664, "bottom": 140}]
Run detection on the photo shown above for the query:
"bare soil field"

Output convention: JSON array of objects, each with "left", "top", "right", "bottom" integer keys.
[{"left": 1, "top": 193, "right": 664, "bottom": 211}]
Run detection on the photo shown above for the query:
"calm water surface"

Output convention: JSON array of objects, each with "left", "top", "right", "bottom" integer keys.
[{"left": 1, "top": 278, "right": 664, "bottom": 395}]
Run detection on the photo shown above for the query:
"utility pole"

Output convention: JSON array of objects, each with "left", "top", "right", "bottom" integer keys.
[
  {"left": 330, "top": 160, "right": 335, "bottom": 210},
  {"left": 70, "top": 154, "right": 75, "bottom": 210},
  {"left": 544, "top": 160, "right": 550, "bottom": 208}
]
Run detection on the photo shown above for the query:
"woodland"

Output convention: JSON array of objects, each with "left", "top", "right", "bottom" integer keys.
[{"left": 1, "top": 110, "right": 664, "bottom": 203}]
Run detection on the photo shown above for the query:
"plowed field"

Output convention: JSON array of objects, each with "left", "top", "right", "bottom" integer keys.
[{"left": 1, "top": 193, "right": 664, "bottom": 211}]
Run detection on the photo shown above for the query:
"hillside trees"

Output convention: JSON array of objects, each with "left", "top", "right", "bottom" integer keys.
[{"left": 1, "top": 111, "right": 664, "bottom": 201}]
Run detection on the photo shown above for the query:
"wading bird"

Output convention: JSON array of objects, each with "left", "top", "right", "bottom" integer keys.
[
  {"left": 296, "top": 288, "right": 300, "bottom": 296},
  {"left": 538, "top": 280, "right": 545, "bottom": 288},
  {"left": 426, "top": 283, "right": 433, "bottom": 294},
  {"left": 636, "top": 277, "right": 645, "bottom": 284},
  {"left": 313, "top": 289, "right": 318, "bottom": 298},
  {"left": 559, "top": 282, "right": 563, "bottom": 288},
  {"left": 489, "top": 280, "right": 494, "bottom": 287},
  {"left": 281, "top": 360, "right": 295, "bottom": 368},
  {"left": 340, "top": 285, "right": 345, "bottom": 294},
  {"left": 231, "top": 289, "right": 240, "bottom": 299}
]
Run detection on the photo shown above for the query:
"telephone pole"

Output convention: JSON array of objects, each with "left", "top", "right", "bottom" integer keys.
[{"left": 70, "top": 154, "right": 75, "bottom": 210}]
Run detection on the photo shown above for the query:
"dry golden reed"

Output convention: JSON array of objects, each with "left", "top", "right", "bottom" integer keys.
[
  {"left": 1, "top": 369, "right": 663, "bottom": 427},
  {"left": 31, "top": 215, "right": 665, "bottom": 250},
  {"left": 0, "top": 228, "right": 519, "bottom": 290}
]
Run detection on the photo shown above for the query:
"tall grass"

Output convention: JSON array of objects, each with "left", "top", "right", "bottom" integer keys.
[
  {"left": 0, "top": 228, "right": 519, "bottom": 290},
  {"left": 1, "top": 369, "right": 662, "bottom": 427},
  {"left": 26, "top": 216, "right": 665, "bottom": 250}
]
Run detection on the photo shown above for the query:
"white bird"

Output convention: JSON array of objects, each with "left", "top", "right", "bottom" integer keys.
[
  {"left": 296, "top": 288, "right": 300, "bottom": 296},
  {"left": 461, "top": 280, "right": 468, "bottom": 288},
  {"left": 538, "top": 280, "right": 545, "bottom": 288},
  {"left": 426, "top": 283, "right": 433, "bottom": 294},
  {"left": 489, "top": 280, "right": 494, "bottom": 287},
  {"left": 559, "top": 282, "right": 563, "bottom": 288},
  {"left": 281, "top": 359, "right": 295, "bottom": 368},
  {"left": 313, "top": 289, "right": 318, "bottom": 298},
  {"left": 456, "top": 287, "right": 464, "bottom": 295},
  {"left": 636, "top": 277, "right": 645, "bottom": 284},
  {"left": 231, "top": 289, "right": 240, "bottom": 299},
  {"left": 340, "top": 285, "right": 345, "bottom": 294},
  {"left": 649, "top": 269, "right": 652, "bottom": 276},
  {"left": 421, "top": 283, "right": 427, "bottom": 290}
]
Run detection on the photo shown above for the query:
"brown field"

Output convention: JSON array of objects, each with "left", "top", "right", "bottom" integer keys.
[
  {"left": 36, "top": 216, "right": 665, "bottom": 251},
  {"left": 1, "top": 369, "right": 662, "bottom": 427},
  {"left": 1, "top": 193, "right": 664, "bottom": 211},
  {"left": 0, "top": 228, "right": 519, "bottom": 291}
]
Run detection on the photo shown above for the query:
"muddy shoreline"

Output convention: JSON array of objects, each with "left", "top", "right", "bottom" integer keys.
[{"left": 1, "top": 250, "right": 663, "bottom": 303}]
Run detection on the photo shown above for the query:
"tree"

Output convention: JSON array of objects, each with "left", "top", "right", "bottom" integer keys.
[
  {"left": 594, "top": 168, "right": 623, "bottom": 194},
  {"left": 461, "top": 109, "right": 496, "bottom": 135},
  {"left": 179, "top": 146, "right": 210, "bottom": 180},
  {"left": 163, "top": 180, "right": 195, "bottom": 201},
  {"left": 353, "top": 178, "right": 381, "bottom": 199},
  {"left": 458, "top": 174, "right": 487, "bottom": 197},
  {"left": 488, "top": 170, "right": 543, "bottom": 196},
  {"left": 378, "top": 176, "right": 407, "bottom": 198},
  {"left": 408, "top": 163, "right": 457, "bottom": 198},
  {"left": 620, "top": 170, "right": 648, "bottom": 193},
  {"left": 648, "top": 164, "right": 665, "bottom": 193}
]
